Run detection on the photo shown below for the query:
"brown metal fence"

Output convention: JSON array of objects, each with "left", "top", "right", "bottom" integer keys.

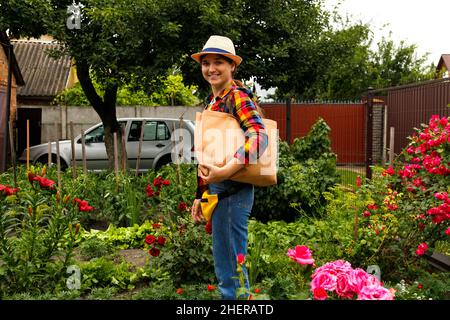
[
  {"left": 261, "top": 101, "right": 368, "bottom": 184},
  {"left": 382, "top": 78, "right": 450, "bottom": 154}
]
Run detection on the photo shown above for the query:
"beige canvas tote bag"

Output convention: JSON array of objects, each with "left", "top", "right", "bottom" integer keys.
[{"left": 194, "top": 109, "right": 278, "bottom": 187}]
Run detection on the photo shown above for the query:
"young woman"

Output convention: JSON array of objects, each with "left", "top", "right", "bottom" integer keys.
[{"left": 190, "top": 35, "right": 268, "bottom": 300}]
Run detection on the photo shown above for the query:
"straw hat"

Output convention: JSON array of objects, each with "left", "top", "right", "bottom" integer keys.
[{"left": 191, "top": 35, "right": 242, "bottom": 66}]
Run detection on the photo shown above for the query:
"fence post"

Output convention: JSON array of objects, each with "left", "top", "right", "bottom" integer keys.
[
  {"left": 286, "top": 97, "right": 291, "bottom": 144},
  {"left": 389, "top": 127, "right": 395, "bottom": 166},
  {"left": 70, "top": 121, "right": 76, "bottom": 178},
  {"left": 113, "top": 132, "right": 119, "bottom": 177},
  {"left": 365, "top": 88, "right": 374, "bottom": 179},
  {"left": 8, "top": 121, "right": 17, "bottom": 187}
]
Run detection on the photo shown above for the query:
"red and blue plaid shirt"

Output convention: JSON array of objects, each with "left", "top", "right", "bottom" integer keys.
[{"left": 196, "top": 81, "right": 268, "bottom": 199}]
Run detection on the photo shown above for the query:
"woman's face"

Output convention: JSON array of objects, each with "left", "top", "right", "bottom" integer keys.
[{"left": 201, "top": 54, "right": 235, "bottom": 89}]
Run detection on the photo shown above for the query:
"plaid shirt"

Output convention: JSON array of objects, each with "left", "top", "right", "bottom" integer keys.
[{"left": 196, "top": 81, "right": 268, "bottom": 199}]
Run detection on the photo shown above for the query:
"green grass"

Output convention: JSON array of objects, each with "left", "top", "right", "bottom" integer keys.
[{"left": 337, "top": 168, "right": 365, "bottom": 187}]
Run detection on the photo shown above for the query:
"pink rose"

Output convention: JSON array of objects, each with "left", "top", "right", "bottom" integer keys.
[
  {"left": 287, "top": 245, "right": 315, "bottom": 265},
  {"left": 416, "top": 243, "right": 428, "bottom": 255},
  {"left": 311, "top": 271, "right": 337, "bottom": 292},
  {"left": 336, "top": 272, "right": 355, "bottom": 299},
  {"left": 348, "top": 268, "right": 371, "bottom": 294},
  {"left": 357, "top": 284, "right": 394, "bottom": 300}
]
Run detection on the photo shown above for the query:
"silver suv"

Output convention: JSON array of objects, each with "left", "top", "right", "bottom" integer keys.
[{"left": 19, "top": 117, "right": 196, "bottom": 172}]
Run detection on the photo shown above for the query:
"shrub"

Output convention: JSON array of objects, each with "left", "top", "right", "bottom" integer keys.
[{"left": 253, "top": 118, "right": 339, "bottom": 222}]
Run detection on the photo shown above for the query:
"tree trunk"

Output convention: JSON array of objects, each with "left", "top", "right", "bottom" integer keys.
[{"left": 76, "top": 62, "right": 124, "bottom": 170}]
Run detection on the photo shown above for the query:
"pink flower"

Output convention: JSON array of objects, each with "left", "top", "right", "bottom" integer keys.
[
  {"left": 311, "top": 271, "right": 337, "bottom": 292},
  {"left": 382, "top": 166, "right": 395, "bottom": 176},
  {"left": 336, "top": 272, "right": 355, "bottom": 299},
  {"left": 357, "top": 284, "right": 394, "bottom": 300},
  {"left": 237, "top": 253, "right": 245, "bottom": 266},
  {"left": 445, "top": 227, "right": 450, "bottom": 236},
  {"left": 347, "top": 268, "right": 371, "bottom": 294},
  {"left": 434, "top": 192, "right": 448, "bottom": 201},
  {"left": 287, "top": 245, "right": 315, "bottom": 265},
  {"left": 415, "top": 243, "right": 428, "bottom": 256}
]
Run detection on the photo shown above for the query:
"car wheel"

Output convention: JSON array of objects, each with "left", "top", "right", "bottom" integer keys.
[
  {"left": 36, "top": 154, "right": 68, "bottom": 171},
  {"left": 154, "top": 155, "right": 172, "bottom": 171}
]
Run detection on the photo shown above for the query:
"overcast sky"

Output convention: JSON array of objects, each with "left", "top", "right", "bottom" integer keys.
[{"left": 323, "top": 0, "right": 449, "bottom": 65}]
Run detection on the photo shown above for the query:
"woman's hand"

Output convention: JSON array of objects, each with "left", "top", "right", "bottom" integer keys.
[
  {"left": 191, "top": 199, "right": 204, "bottom": 223},
  {"left": 198, "top": 163, "right": 226, "bottom": 184},
  {"left": 199, "top": 158, "right": 245, "bottom": 184}
]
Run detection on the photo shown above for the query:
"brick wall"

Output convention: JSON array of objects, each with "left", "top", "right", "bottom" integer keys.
[{"left": 0, "top": 45, "right": 17, "bottom": 121}]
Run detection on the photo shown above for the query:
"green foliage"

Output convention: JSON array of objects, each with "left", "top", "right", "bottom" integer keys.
[
  {"left": 392, "top": 273, "right": 450, "bottom": 300},
  {"left": 80, "top": 220, "right": 165, "bottom": 250},
  {"left": 79, "top": 237, "right": 115, "bottom": 260},
  {"left": 253, "top": 118, "right": 339, "bottom": 221},
  {"left": 0, "top": 168, "right": 81, "bottom": 296},
  {"left": 53, "top": 74, "right": 199, "bottom": 107},
  {"left": 150, "top": 215, "right": 215, "bottom": 285},
  {"left": 78, "top": 257, "right": 141, "bottom": 291},
  {"left": 132, "top": 281, "right": 220, "bottom": 300}
]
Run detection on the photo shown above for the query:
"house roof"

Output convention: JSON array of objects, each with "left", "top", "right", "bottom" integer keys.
[
  {"left": 437, "top": 54, "right": 450, "bottom": 72},
  {"left": 0, "top": 31, "right": 25, "bottom": 86},
  {"left": 11, "top": 39, "right": 72, "bottom": 97}
]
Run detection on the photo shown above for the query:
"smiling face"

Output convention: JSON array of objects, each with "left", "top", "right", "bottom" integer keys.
[{"left": 201, "top": 54, "right": 236, "bottom": 91}]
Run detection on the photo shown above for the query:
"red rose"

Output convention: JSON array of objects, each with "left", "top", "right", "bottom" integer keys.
[
  {"left": 145, "top": 235, "right": 156, "bottom": 245},
  {"left": 157, "top": 236, "right": 166, "bottom": 246},
  {"left": 205, "top": 221, "right": 212, "bottom": 235},
  {"left": 313, "top": 287, "right": 328, "bottom": 300},
  {"left": 178, "top": 202, "right": 188, "bottom": 211},
  {"left": 367, "top": 204, "right": 378, "bottom": 211},
  {"left": 254, "top": 288, "right": 261, "bottom": 293},
  {"left": 207, "top": 284, "right": 216, "bottom": 292},
  {"left": 176, "top": 288, "right": 183, "bottom": 295},
  {"left": 363, "top": 211, "right": 371, "bottom": 217},
  {"left": 445, "top": 227, "right": 450, "bottom": 236},
  {"left": 146, "top": 184, "right": 154, "bottom": 197},
  {"left": 152, "top": 223, "right": 161, "bottom": 229},
  {"left": 162, "top": 179, "right": 170, "bottom": 186},
  {"left": 417, "top": 284, "right": 423, "bottom": 289},
  {"left": 153, "top": 177, "right": 164, "bottom": 187},
  {"left": 356, "top": 176, "right": 361, "bottom": 187},
  {"left": 237, "top": 253, "right": 245, "bottom": 266},
  {"left": 149, "top": 247, "right": 160, "bottom": 257}
]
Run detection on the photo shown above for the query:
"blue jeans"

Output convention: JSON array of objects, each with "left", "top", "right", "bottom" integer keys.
[{"left": 208, "top": 179, "right": 254, "bottom": 300}]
